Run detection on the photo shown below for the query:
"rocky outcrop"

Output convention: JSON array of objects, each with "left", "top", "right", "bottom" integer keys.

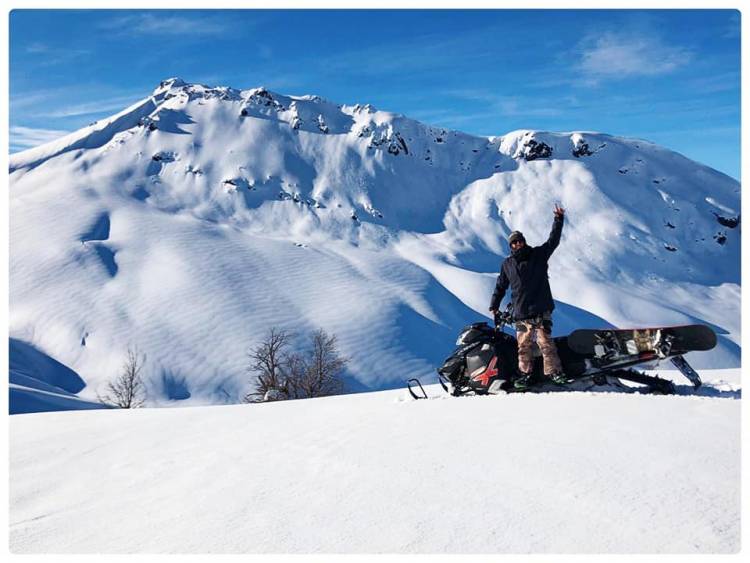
[
  {"left": 515, "top": 137, "right": 553, "bottom": 161},
  {"left": 713, "top": 213, "right": 740, "bottom": 229},
  {"left": 240, "top": 88, "right": 286, "bottom": 116},
  {"left": 359, "top": 124, "right": 409, "bottom": 156}
]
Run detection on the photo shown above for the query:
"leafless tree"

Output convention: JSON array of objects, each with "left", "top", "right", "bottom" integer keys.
[
  {"left": 243, "top": 328, "right": 293, "bottom": 402},
  {"left": 281, "top": 349, "right": 307, "bottom": 400},
  {"left": 297, "top": 328, "right": 348, "bottom": 398},
  {"left": 98, "top": 347, "right": 147, "bottom": 408},
  {"left": 243, "top": 327, "right": 348, "bottom": 402}
]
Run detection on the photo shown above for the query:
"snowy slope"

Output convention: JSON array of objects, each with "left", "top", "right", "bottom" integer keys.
[
  {"left": 8, "top": 78, "right": 741, "bottom": 411},
  {"left": 9, "top": 369, "right": 740, "bottom": 553}
]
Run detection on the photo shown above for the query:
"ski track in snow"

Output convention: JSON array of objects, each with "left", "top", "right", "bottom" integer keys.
[{"left": 9, "top": 368, "right": 740, "bottom": 553}]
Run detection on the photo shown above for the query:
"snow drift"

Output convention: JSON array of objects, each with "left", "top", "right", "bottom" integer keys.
[{"left": 9, "top": 78, "right": 741, "bottom": 411}]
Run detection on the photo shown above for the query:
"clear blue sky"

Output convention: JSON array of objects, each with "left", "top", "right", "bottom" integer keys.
[{"left": 9, "top": 9, "right": 741, "bottom": 179}]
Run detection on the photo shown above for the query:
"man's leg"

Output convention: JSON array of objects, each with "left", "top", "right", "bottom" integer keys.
[
  {"left": 537, "top": 314, "right": 563, "bottom": 376},
  {"left": 516, "top": 320, "right": 534, "bottom": 375}
]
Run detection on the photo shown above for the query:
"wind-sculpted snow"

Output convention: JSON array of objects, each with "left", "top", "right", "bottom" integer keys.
[{"left": 8, "top": 78, "right": 740, "bottom": 411}]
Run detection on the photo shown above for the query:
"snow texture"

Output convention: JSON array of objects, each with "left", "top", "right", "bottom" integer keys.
[
  {"left": 8, "top": 78, "right": 741, "bottom": 411},
  {"left": 9, "top": 368, "right": 740, "bottom": 553}
]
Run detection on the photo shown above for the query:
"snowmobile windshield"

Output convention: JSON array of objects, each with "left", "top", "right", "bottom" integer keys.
[{"left": 456, "top": 323, "right": 493, "bottom": 345}]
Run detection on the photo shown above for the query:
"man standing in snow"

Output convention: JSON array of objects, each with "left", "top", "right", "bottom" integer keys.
[{"left": 489, "top": 204, "right": 566, "bottom": 390}]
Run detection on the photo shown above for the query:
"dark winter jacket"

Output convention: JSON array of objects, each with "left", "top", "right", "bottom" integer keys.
[{"left": 490, "top": 215, "right": 564, "bottom": 320}]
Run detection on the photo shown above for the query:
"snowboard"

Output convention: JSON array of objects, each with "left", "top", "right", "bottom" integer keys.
[{"left": 567, "top": 324, "right": 717, "bottom": 358}]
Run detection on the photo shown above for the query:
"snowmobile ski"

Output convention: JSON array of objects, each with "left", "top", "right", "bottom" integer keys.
[
  {"left": 669, "top": 355, "right": 702, "bottom": 388},
  {"left": 406, "top": 378, "right": 428, "bottom": 400}
]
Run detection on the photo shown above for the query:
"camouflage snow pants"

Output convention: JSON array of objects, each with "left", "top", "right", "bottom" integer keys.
[{"left": 515, "top": 311, "right": 563, "bottom": 376}]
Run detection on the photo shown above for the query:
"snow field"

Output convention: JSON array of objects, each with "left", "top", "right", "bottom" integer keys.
[{"left": 9, "top": 370, "right": 740, "bottom": 553}]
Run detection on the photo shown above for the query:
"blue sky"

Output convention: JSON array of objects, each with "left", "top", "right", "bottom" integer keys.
[{"left": 9, "top": 9, "right": 741, "bottom": 179}]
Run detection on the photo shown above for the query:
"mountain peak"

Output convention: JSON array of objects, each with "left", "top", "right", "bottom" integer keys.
[{"left": 153, "top": 77, "right": 187, "bottom": 94}]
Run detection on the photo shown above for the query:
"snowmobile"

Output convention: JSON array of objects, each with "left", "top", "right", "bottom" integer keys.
[{"left": 407, "top": 304, "right": 717, "bottom": 399}]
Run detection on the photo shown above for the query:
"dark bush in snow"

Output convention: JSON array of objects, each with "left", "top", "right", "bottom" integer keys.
[
  {"left": 243, "top": 328, "right": 293, "bottom": 403},
  {"left": 243, "top": 327, "right": 348, "bottom": 402},
  {"left": 98, "top": 347, "right": 147, "bottom": 408}
]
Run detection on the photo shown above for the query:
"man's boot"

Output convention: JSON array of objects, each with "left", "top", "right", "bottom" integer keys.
[
  {"left": 514, "top": 371, "right": 533, "bottom": 390},
  {"left": 549, "top": 371, "right": 572, "bottom": 385}
]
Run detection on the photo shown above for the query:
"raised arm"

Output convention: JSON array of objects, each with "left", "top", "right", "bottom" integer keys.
[{"left": 541, "top": 204, "right": 565, "bottom": 257}]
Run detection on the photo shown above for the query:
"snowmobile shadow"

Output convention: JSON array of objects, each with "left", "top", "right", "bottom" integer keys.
[
  {"left": 674, "top": 383, "right": 741, "bottom": 400},
  {"left": 403, "top": 380, "right": 741, "bottom": 401},
  {"left": 512, "top": 376, "right": 741, "bottom": 399},
  {"left": 529, "top": 383, "right": 739, "bottom": 399}
]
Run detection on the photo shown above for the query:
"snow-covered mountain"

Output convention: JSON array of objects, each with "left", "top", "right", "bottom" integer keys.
[{"left": 9, "top": 78, "right": 741, "bottom": 412}]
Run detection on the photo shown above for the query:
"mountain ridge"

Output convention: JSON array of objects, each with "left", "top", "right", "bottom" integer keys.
[{"left": 9, "top": 78, "right": 741, "bottom": 411}]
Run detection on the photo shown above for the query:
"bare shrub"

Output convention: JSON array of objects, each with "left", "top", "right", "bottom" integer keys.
[
  {"left": 98, "top": 347, "right": 147, "bottom": 408},
  {"left": 296, "top": 328, "right": 347, "bottom": 398},
  {"left": 243, "top": 328, "right": 293, "bottom": 403},
  {"left": 244, "top": 327, "right": 348, "bottom": 402}
]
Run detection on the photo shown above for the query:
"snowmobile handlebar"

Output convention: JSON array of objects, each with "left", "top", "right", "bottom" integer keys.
[{"left": 493, "top": 303, "right": 514, "bottom": 330}]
